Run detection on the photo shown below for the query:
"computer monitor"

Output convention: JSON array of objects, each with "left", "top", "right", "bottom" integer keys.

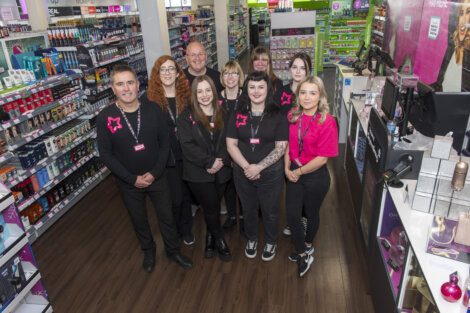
[
  {"left": 408, "top": 82, "right": 470, "bottom": 154},
  {"left": 381, "top": 77, "right": 399, "bottom": 122}
]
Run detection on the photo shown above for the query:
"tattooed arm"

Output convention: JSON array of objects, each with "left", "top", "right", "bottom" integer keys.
[{"left": 244, "top": 141, "right": 287, "bottom": 179}]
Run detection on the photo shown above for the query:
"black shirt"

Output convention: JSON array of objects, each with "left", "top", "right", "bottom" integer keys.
[
  {"left": 226, "top": 110, "right": 289, "bottom": 164},
  {"left": 165, "top": 97, "right": 183, "bottom": 165},
  {"left": 97, "top": 94, "right": 169, "bottom": 184},
  {"left": 218, "top": 89, "right": 242, "bottom": 118},
  {"left": 276, "top": 83, "right": 295, "bottom": 116},
  {"left": 184, "top": 67, "right": 223, "bottom": 93}
]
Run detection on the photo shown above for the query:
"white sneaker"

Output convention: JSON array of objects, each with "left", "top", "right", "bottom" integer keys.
[
  {"left": 283, "top": 226, "right": 292, "bottom": 236},
  {"left": 245, "top": 240, "right": 258, "bottom": 258},
  {"left": 261, "top": 243, "right": 277, "bottom": 261}
]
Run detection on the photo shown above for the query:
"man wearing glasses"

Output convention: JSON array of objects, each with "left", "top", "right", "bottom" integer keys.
[{"left": 183, "top": 41, "right": 223, "bottom": 92}]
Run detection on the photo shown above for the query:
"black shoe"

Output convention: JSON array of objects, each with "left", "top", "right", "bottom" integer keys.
[
  {"left": 183, "top": 233, "right": 195, "bottom": 246},
  {"left": 169, "top": 252, "right": 193, "bottom": 269},
  {"left": 223, "top": 217, "right": 237, "bottom": 229},
  {"left": 204, "top": 233, "right": 216, "bottom": 259},
  {"left": 215, "top": 237, "right": 232, "bottom": 262},
  {"left": 297, "top": 254, "right": 314, "bottom": 277},
  {"left": 143, "top": 250, "right": 156, "bottom": 273}
]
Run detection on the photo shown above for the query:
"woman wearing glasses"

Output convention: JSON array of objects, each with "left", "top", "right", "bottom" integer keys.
[
  {"left": 219, "top": 61, "right": 245, "bottom": 233},
  {"left": 285, "top": 76, "right": 338, "bottom": 277},
  {"left": 177, "top": 75, "right": 232, "bottom": 262},
  {"left": 147, "top": 55, "right": 195, "bottom": 246},
  {"left": 226, "top": 71, "right": 288, "bottom": 262}
]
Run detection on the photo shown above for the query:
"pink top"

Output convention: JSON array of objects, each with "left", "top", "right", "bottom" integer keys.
[{"left": 288, "top": 113, "right": 338, "bottom": 165}]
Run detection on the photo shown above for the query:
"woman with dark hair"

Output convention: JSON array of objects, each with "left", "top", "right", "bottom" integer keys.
[
  {"left": 249, "top": 46, "right": 283, "bottom": 93},
  {"left": 219, "top": 60, "right": 245, "bottom": 232},
  {"left": 285, "top": 76, "right": 338, "bottom": 277},
  {"left": 226, "top": 71, "right": 288, "bottom": 262},
  {"left": 277, "top": 52, "right": 312, "bottom": 116},
  {"left": 147, "top": 55, "right": 195, "bottom": 246},
  {"left": 177, "top": 75, "right": 232, "bottom": 262}
]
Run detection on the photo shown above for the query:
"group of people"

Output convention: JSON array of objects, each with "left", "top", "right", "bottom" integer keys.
[{"left": 96, "top": 40, "right": 338, "bottom": 278}]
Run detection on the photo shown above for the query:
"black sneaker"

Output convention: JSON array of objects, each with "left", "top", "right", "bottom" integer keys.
[
  {"left": 288, "top": 246, "right": 314, "bottom": 262},
  {"left": 183, "top": 233, "right": 195, "bottom": 246},
  {"left": 298, "top": 254, "right": 314, "bottom": 277},
  {"left": 261, "top": 243, "right": 277, "bottom": 261},
  {"left": 245, "top": 240, "right": 257, "bottom": 258}
]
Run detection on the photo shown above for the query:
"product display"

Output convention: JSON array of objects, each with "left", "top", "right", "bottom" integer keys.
[
  {"left": 441, "top": 272, "right": 463, "bottom": 303},
  {"left": 167, "top": 7, "right": 218, "bottom": 69},
  {"left": 228, "top": 7, "right": 249, "bottom": 60}
]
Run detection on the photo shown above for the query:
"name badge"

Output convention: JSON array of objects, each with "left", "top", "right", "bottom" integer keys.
[
  {"left": 134, "top": 144, "right": 146, "bottom": 152},
  {"left": 250, "top": 138, "right": 260, "bottom": 144},
  {"left": 294, "top": 158, "right": 303, "bottom": 166},
  {"left": 210, "top": 122, "right": 214, "bottom": 128}
]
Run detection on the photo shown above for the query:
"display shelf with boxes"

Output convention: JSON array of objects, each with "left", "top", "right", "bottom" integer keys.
[
  {"left": 371, "top": 4, "right": 388, "bottom": 50},
  {"left": 0, "top": 186, "right": 51, "bottom": 312},
  {"left": 328, "top": 18, "right": 370, "bottom": 63},
  {"left": 166, "top": 8, "right": 218, "bottom": 69},
  {"left": 270, "top": 11, "right": 316, "bottom": 83},
  {"left": 228, "top": 7, "right": 249, "bottom": 60},
  {"left": 25, "top": 162, "right": 108, "bottom": 243},
  {"left": 250, "top": 7, "right": 271, "bottom": 47}
]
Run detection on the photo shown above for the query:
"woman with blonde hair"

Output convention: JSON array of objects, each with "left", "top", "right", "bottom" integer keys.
[
  {"left": 219, "top": 60, "right": 245, "bottom": 231},
  {"left": 284, "top": 76, "right": 338, "bottom": 277},
  {"left": 147, "top": 55, "right": 195, "bottom": 246}
]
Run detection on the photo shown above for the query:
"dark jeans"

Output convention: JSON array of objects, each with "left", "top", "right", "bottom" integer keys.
[
  {"left": 187, "top": 180, "right": 228, "bottom": 239},
  {"left": 167, "top": 161, "right": 193, "bottom": 237},
  {"left": 224, "top": 176, "right": 243, "bottom": 218},
  {"left": 233, "top": 160, "right": 284, "bottom": 244},
  {"left": 286, "top": 164, "right": 330, "bottom": 254},
  {"left": 116, "top": 173, "right": 180, "bottom": 256}
]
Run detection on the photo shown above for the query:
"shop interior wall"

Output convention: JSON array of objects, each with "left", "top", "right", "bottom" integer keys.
[
  {"left": 384, "top": 0, "right": 468, "bottom": 92},
  {"left": 0, "top": 0, "right": 22, "bottom": 21}
]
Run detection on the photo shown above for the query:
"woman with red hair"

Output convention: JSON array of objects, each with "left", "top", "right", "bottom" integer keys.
[{"left": 147, "top": 55, "right": 195, "bottom": 245}]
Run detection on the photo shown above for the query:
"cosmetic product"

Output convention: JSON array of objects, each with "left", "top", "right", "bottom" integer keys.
[
  {"left": 452, "top": 161, "right": 469, "bottom": 191},
  {"left": 441, "top": 272, "right": 463, "bottom": 302}
]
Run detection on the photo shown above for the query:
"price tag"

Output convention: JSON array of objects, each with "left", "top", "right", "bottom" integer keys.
[
  {"left": 13, "top": 118, "right": 20, "bottom": 124},
  {"left": 6, "top": 97, "right": 13, "bottom": 102},
  {"left": 64, "top": 199, "right": 69, "bottom": 205}
]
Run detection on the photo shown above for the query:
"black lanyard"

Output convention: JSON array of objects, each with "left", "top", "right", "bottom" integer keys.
[
  {"left": 116, "top": 102, "right": 141, "bottom": 144},
  {"left": 167, "top": 99, "right": 177, "bottom": 124},
  {"left": 297, "top": 113, "right": 317, "bottom": 158},
  {"left": 223, "top": 89, "right": 241, "bottom": 112},
  {"left": 249, "top": 111, "right": 264, "bottom": 152}
]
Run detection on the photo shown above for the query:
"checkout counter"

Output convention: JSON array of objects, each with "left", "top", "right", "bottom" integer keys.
[{"left": 337, "top": 65, "right": 470, "bottom": 313}]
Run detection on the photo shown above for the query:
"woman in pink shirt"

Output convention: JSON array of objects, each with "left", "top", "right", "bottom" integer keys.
[{"left": 284, "top": 76, "right": 338, "bottom": 277}]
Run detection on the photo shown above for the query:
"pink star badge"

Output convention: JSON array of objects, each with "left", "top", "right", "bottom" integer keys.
[
  {"left": 236, "top": 114, "right": 247, "bottom": 128},
  {"left": 280, "top": 92, "right": 292, "bottom": 106},
  {"left": 107, "top": 116, "right": 123, "bottom": 134}
]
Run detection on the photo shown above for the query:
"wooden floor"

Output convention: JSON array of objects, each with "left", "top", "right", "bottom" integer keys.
[{"left": 32, "top": 156, "right": 375, "bottom": 313}]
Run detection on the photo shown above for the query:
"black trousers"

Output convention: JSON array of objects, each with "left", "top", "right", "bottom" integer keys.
[
  {"left": 286, "top": 165, "right": 330, "bottom": 254},
  {"left": 224, "top": 176, "right": 243, "bottom": 218},
  {"left": 116, "top": 173, "right": 180, "bottom": 256},
  {"left": 187, "top": 180, "right": 228, "bottom": 239},
  {"left": 233, "top": 161, "right": 284, "bottom": 244},
  {"left": 166, "top": 161, "right": 193, "bottom": 237}
]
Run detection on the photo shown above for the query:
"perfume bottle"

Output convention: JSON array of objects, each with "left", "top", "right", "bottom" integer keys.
[
  {"left": 462, "top": 268, "right": 470, "bottom": 312},
  {"left": 441, "top": 271, "right": 463, "bottom": 302}
]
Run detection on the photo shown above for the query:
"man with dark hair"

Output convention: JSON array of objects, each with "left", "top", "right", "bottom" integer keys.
[
  {"left": 184, "top": 41, "right": 223, "bottom": 92},
  {"left": 97, "top": 64, "right": 193, "bottom": 272}
]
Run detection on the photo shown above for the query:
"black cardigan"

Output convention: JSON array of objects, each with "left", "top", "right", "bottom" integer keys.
[{"left": 177, "top": 109, "right": 231, "bottom": 183}]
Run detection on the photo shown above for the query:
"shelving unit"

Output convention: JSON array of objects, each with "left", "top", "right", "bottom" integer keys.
[
  {"left": 0, "top": 186, "right": 52, "bottom": 312},
  {"left": 371, "top": 4, "right": 388, "bottom": 50},
  {"left": 270, "top": 11, "right": 316, "bottom": 83},
  {"left": 250, "top": 8, "right": 270, "bottom": 47},
  {"left": 166, "top": 8, "right": 218, "bottom": 69},
  {"left": 326, "top": 0, "right": 372, "bottom": 64},
  {"left": 228, "top": 7, "right": 249, "bottom": 60},
  {"left": 0, "top": 22, "right": 133, "bottom": 244}
]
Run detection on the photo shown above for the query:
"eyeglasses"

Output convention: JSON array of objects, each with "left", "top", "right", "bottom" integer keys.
[
  {"left": 159, "top": 67, "right": 177, "bottom": 74},
  {"left": 223, "top": 72, "right": 240, "bottom": 77},
  {"left": 188, "top": 53, "right": 206, "bottom": 59}
]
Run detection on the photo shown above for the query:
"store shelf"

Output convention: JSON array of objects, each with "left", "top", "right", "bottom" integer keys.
[
  {"left": 6, "top": 107, "right": 88, "bottom": 151},
  {"left": 0, "top": 32, "right": 47, "bottom": 42},
  {"left": 13, "top": 302, "right": 51, "bottom": 313},
  {"left": 5, "top": 130, "right": 96, "bottom": 189},
  {"left": 0, "top": 90, "right": 82, "bottom": 131},
  {"left": 2, "top": 272, "right": 41, "bottom": 313},
  {"left": 54, "top": 33, "right": 143, "bottom": 51},
  {"left": 0, "top": 194, "right": 14, "bottom": 213},
  {"left": 0, "top": 72, "right": 82, "bottom": 106},
  {"left": 0, "top": 235, "right": 28, "bottom": 268},
  {"left": 27, "top": 167, "right": 109, "bottom": 243},
  {"left": 17, "top": 152, "right": 97, "bottom": 212},
  {"left": 372, "top": 30, "right": 384, "bottom": 37}
]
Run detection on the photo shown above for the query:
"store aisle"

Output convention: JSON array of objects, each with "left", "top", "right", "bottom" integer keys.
[{"left": 32, "top": 156, "right": 374, "bottom": 313}]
